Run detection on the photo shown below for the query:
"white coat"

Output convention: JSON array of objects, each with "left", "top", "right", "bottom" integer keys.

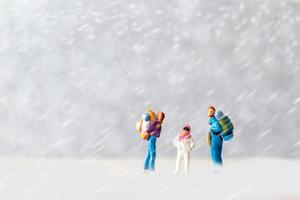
[{"left": 173, "top": 135, "right": 195, "bottom": 174}]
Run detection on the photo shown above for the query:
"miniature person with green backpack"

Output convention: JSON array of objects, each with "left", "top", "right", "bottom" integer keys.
[{"left": 207, "top": 106, "right": 234, "bottom": 167}]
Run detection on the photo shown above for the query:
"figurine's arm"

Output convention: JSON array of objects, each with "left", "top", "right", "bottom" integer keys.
[
  {"left": 210, "top": 121, "right": 222, "bottom": 135},
  {"left": 173, "top": 136, "right": 179, "bottom": 147},
  {"left": 189, "top": 138, "right": 195, "bottom": 150}
]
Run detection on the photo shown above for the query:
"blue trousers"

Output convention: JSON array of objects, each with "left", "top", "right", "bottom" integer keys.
[
  {"left": 210, "top": 133, "right": 223, "bottom": 166},
  {"left": 144, "top": 136, "right": 157, "bottom": 171}
]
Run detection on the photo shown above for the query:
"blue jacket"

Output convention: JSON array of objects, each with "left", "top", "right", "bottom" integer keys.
[
  {"left": 209, "top": 116, "right": 223, "bottom": 165},
  {"left": 209, "top": 116, "right": 222, "bottom": 135}
]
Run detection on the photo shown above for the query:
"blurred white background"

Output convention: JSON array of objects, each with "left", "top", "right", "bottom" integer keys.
[{"left": 0, "top": 0, "right": 299, "bottom": 159}]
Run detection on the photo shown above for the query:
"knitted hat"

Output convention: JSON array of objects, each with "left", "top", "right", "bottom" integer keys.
[{"left": 182, "top": 124, "right": 191, "bottom": 132}]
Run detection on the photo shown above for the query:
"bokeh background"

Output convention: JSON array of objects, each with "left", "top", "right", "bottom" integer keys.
[{"left": 0, "top": 0, "right": 299, "bottom": 158}]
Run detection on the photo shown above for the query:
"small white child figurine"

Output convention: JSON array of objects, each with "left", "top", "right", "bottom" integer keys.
[{"left": 173, "top": 124, "right": 195, "bottom": 174}]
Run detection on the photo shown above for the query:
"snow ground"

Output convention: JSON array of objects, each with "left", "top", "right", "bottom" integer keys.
[{"left": 0, "top": 157, "right": 299, "bottom": 200}]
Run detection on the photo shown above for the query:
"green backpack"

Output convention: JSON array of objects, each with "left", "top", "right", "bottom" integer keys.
[{"left": 216, "top": 111, "right": 234, "bottom": 141}]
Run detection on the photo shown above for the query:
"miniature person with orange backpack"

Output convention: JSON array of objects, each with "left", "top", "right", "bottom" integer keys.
[
  {"left": 143, "top": 111, "right": 165, "bottom": 172},
  {"left": 136, "top": 110, "right": 165, "bottom": 172}
]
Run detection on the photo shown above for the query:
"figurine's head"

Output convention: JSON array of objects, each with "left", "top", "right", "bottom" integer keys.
[
  {"left": 182, "top": 124, "right": 191, "bottom": 135},
  {"left": 157, "top": 112, "right": 165, "bottom": 124},
  {"left": 208, "top": 106, "right": 216, "bottom": 117}
]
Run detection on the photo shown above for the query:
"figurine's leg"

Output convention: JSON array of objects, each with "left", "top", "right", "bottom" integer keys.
[
  {"left": 174, "top": 151, "right": 183, "bottom": 174},
  {"left": 183, "top": 153, "right": 190, "bottom": 174}
]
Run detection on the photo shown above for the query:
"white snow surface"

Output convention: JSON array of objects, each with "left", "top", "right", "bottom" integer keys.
[
  {"left": 0, "top": 0, "right": 300, "bottom": 158},
  {"left": 0, "top": 157, "right": 299, "bottom": 200}
]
